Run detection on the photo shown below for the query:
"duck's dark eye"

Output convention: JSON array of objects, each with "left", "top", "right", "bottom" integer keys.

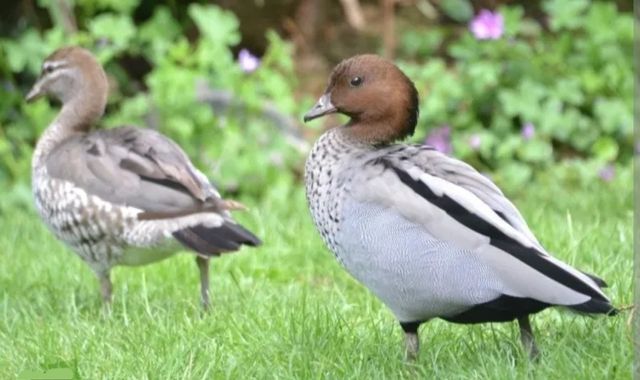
[
  {"left": 350, "top": 76, "right": 363, "bottom": 87},
  {"left": 43, "top": 66, "right": 54, "bottom": 74}
]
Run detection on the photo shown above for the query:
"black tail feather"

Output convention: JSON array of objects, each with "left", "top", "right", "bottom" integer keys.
[
  {"left": 569, "top": 298, "right": 618, "bottom": 316},
  {"left": 173, "top": 222, "right": 261, "bottom": 256},
  {"left": 569, "top": 271, "right": 616, "bottom": 315},
  {"left": 444, "top": 295, "right": 550, "bottom": 324}
]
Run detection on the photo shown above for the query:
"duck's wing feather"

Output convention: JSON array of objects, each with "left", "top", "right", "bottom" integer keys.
[
  {"left": 46, "top": 126, "right": 222, "bottom": 215},
  {"left": 45, "top": 126, "right": 261, "bottom": 253},
  {"left": 351, "top": 150, "right": 613, "bottom": 314},
  {"left": 402, "top": 145, "right": 544, "bottom": 250},
  {"left": 404, "top": 146, "right": 610, "bottom": 287}
]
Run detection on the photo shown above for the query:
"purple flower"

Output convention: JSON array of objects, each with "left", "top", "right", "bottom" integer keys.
[
  {"left": 238, "top": 49, "right": 260, "bottom": 73},
  {"left": 521, "top": 122, "right": 535, "bottom": 140},
  {"left": 424, "top": 126, "right": 452, "bottom": 155},
  {"left": 470, "top": 10, "right": 504, "bottom": 40},
  {"left": 469, "top": 134, "right": 481, "bottom": 151},
  {"left": 598, "top": 164, "right": 615, "bottom": 182}
]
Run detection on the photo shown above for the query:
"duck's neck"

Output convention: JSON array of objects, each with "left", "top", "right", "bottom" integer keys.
[
  {"left": 33, "top": 95, "right": 104, "bottom": 170},
  {"left": 327, "top": 126, "right": 373, "bottom": 151},
  {"left": 342, "top": 113, "right": 409, "bottom": 147}
]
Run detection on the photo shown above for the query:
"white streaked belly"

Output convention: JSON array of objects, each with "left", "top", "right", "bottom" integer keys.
[{"left": 119, "top": 239, "right": 182, "bottom": 266}]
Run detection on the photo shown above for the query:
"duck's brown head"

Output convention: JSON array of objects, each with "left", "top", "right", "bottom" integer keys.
[
  {"left": 26, "top": 47, "right": 108, "bottom": 123},
  {"left": 304, "top": 54, "right": 419, "bottom": 145}
]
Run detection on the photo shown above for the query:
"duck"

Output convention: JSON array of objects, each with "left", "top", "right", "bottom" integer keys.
[
  {"left": 26, "top": 46, "right": 261, "bottom": 309},
  {"left": 303, "top": 54, "right": 615, "bottom": 360}
]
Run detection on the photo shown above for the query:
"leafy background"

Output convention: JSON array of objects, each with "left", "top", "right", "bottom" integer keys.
[
  {"left": 400, "top": 0, "right": 633, "bottom": 188},
  {"left": 0, "top": 0, "right": 633, "bottom": 211}
]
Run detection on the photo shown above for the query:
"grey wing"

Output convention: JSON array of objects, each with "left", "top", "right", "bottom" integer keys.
[
  {"left": 397, "top": 146, "right": 543, "bottom": 251},
  {"left": 349, "top": 154, "right": 612, "bottom": 314},
  {"left": 45, "top": 126, "right": 222, "bottom": 214},
  {"left": 395, "top": 146, "right": 611, "bottom": 287}
]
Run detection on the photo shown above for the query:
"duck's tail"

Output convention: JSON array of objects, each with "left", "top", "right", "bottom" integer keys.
[{"left": 173, "top": 221, "right": 261, "bottom": 256}]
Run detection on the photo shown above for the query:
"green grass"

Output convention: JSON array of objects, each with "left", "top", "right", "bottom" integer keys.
[{"left": 0, "top": 168, "right": 632, "bottom": 379}]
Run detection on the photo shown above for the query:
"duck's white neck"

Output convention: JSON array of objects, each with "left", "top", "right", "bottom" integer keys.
[{"left": 32, "top": 96, "right": 103, "bottom": 171}]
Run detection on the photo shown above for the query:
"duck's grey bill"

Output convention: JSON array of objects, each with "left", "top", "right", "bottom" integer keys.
[
  {"left": 25, "top": 81, "right": 44, "bottom": 103},
  {"left": 304, "top": 93, "right": 337, "bottom": 122}
]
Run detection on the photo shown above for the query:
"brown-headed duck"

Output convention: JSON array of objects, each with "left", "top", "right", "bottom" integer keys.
[{"left": 303, "top": 54, "right": 615, "bottom": 360}]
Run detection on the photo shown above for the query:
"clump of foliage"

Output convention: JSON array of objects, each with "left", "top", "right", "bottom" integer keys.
[
  {"left": 0, "top": 0, "right": 633, "bottom": 209},
  {"left": 0, "top": 1, "right": 306, "bottom": 210},
  {"left": 399, "top": 0, "right": 632, "bottom": 188}
]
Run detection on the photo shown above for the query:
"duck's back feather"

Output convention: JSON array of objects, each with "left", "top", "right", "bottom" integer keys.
[{"left": 45, "top": 126, "right": 222, "bottom": 215}]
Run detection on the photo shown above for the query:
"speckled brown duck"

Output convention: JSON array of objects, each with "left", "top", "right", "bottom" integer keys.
[{"left": 27, "top": 46, "right": 261, "bottom": 308}]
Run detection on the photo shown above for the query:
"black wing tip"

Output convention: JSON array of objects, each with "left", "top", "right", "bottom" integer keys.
[
  {"left": 173, "top": 222, "right": 261, "bottom": 256},
  {"left": 569, "top": 298, "right": 618, "bottom": 316},
  {"left": 580, "top": 270, "right": 608, "bottom": 288}
]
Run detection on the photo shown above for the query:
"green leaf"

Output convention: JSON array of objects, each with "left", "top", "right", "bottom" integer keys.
[
  {"left": 543, "top": 0, "right": 589, "bottom": 31},
  {"left": 140, "top": 6, "right": 181, "bottom": 41},
  {"left": 440, "top": 0, "right": 473, "bottom": 22},
  {"left": 399, "top": 29, "right": 444, "bottom": 58},
  {"left": 188, "top": 4, "right": 240, "bottom": 47},
  {"left": 464, "top": 61, "right": 499, "bottom": 94},
  {"left": 584, "top": 2, "right": 628, "bottom": 43},
  {"left": 3, "top": 29, "right": 53, "bottom": 74},
  {"left": 591, "top": 136, "right": 619, "bottom": 162},
  {"left": 88, "top": 13, "right": 135, "bottom": 56},
  {"left": 579, "top": 69, "right": 605, "bottom": 95},
  {"left": 104, "top": 94, "right": 150, "bottom": 128},
  {"left": 498, "top": 80, "right": 546, "bottom": 121},
  {"left": 594, "top": 98, "right": 632, "bottom": 135},
  {"left": 552, "top": 78, "right": 584, "bottom": 105},
  {"left": 76, "top": 0, "right": 138, "bottom": 13},
  {"left": 263, "top": 31, "right": 295, "bottom": 72},
  {"left": 495, "top": 135, "right": 523, "bottom": 160},
  {"left": 498, "top": 5, "right": 525, "bottom": 38},
  {"left": 166, "top": 115, "right": 195, "bottom": 140},
  {"left": 536, "top": 97, "right": 563, "bottom": 136},
  {"left": 495, "top": 162, "right": 533, "bottom": 191},
  {"left": 518, "top": 139, "right": 553, "bottom": 163},
  {"left": 448, "top": 35, "right": 479, "bottom": 61}
]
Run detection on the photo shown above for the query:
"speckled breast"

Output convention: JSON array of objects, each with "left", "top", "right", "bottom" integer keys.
[
  {"left": 304, "top": 131, "right": 359, "bottom": 258},
  {"left": 32, "top": 168, "right": 130, "bottom": 272}
]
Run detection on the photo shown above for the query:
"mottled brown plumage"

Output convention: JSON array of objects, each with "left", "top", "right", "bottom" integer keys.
[{"left": 28, "top": 46, "right": 261, "bottom": 308}]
